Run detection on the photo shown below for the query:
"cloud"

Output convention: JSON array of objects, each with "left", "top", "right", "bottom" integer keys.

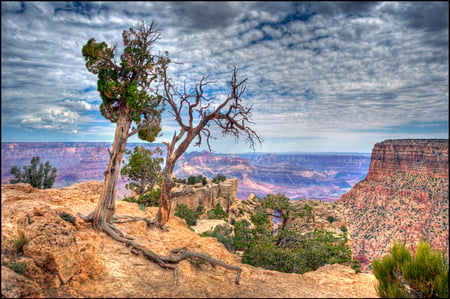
[
  {"left": 1, "top": 2, "right": 448, "bottom": 152},
  {"left": 20, "top": 107, "right": 79, "bottom": 132}
]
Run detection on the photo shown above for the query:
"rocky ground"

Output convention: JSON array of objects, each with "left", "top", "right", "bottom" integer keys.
[{"left": 1, "top": 181, "right": 378, "bottom": 298}]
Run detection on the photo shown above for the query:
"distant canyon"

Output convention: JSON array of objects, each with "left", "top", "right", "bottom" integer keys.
[{"left": 1, "top": 142, "right": 371, "bottom": 201}]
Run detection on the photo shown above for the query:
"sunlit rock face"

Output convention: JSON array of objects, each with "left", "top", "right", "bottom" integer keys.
[
  {"left": 367, "top": 139, "right": 448, "bottom": 180},
  {"left": 338, "top": 139, "right": 449, "bottom": 272}
]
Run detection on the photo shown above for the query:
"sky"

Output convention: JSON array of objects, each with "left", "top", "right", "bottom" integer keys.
[{"left": 1, "top": 1, "right": 449, "bottom": 153}]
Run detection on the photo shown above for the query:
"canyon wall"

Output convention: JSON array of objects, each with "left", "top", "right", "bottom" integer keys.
[
  {"left": 338, "top": 139, "right": 449, "bottom": 272},
  {"left": 367, "top": 139, "right": 448, "bottom": 180}
]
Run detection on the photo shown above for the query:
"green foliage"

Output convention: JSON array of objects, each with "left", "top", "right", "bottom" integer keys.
[
  {"left": 121, "top": 146, "right": 163, "bottom": 196},
  {"left": 212, "top": 174, "right": 227, "bottom": 184},
  {"left": 10, "top": 156, "right": 57, "bottom": 189},
  {"left": 207, "top": 203, "right": 229, "bottom": 220},
  {"left": 196, "top": 205, "right": 205, "bottom": 215},
  {"left": 59, "top": 212, "right": 76, "bottom": 226},
  {"left": 340, "top": 225, "right": 348, "bottom": 233},
  {"left": 7, "top": 261, "right": 28, "bottom": 276},
  {"left": 82, "top": 20, "right": 165, "bottom": 141},
  {"left": 201, "top": 224, "right": 235, "bottom": 252},
  {"left": 326, "top": 216, "right": 335, "bottom": 223},
  {"left": 10, "top": 230, "right": 28, "bottom": 254},
  {"left": 175, "top": 204, "right": 198, "bottom": 226},
  {"left": 372, "top": 241, "right": 449, "bottom": 298},
  {"left": 185, "top": 175, "right": 208, "bottom": 186},
  {"left": 233, "top": 219, "right": 252, "bottom": 250},
  {"left": 122, "top": 187, "right": 161, "bottom": 207}
]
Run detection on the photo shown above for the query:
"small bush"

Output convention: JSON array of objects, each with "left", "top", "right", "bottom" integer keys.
[
  {"left": 207, "top": 203, "right": 228, "bottom": 220},
  {"left": 10, "top": 230, "right": 28, "bottom": 253},
  {"left": 7, "top": 261, "right": 28, "bottom": 276},
  {"left": 340, "top": 225, "right": 348, "bottom": 233},
  {"left": 175, "top": 204, "right": 198, "bottom": 226},
  {"left": 201, "top": 224, "right": 235, "bottom": 252},
  {"left": 59, "top": 212, "right": 76, "bottom": 226},
  {"left": 196, "top": 205, "right": 205, "bottom": 215},
  {"left": 372, "top": 241, "right": 449, "bottom": 298},
  {"left": 326, "top": 216, "right": 335, "bottom": 223},
  {"left": 212, "top": 174, "right": 226, "bottom": 184}
]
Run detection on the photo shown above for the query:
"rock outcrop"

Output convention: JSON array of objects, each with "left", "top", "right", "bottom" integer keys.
[
  {"left": 367, "top": 139, "right": 448, "bottom": 180},
  {"left": 171, "top": 178, "right": 238, "bottom": 212},
  {"left": 338, "top": 139, "right": 449, "bottom": 272}
]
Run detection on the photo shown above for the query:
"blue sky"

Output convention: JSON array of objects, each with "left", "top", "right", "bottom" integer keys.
[{"left": 1, "top": 1, "right": 448, "bottom": 153}]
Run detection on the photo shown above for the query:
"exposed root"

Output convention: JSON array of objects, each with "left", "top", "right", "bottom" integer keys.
[
  {"left": 79, "top": 212, "right": 242, "bottom": 285},
  {"left": 77, "top": 211, "right": 94, "bottom": 222},
  {"left": 112, "top": 215, "right": 169, "bottom": 231}
]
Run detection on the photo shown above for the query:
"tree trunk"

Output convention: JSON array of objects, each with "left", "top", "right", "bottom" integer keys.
[
  {"left": 93, "top": 113, "right": 131, "bottom": 230},
  {"left": 156, "top": 157, "right": 174, "bottom": 225}
]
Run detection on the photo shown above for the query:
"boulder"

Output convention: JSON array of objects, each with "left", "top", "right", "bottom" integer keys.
[{"left": 1, "top": 266, "right": 45, "bottom": 298}]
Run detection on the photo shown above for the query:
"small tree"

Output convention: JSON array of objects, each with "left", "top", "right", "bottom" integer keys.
[
  {"left": 10, "top": 156, "right": 57, "bottom": 189},
  {"left": 121, "top": 146, "right": 163, "bottom": 197}
]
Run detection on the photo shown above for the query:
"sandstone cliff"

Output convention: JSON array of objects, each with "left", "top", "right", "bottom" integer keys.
[
  {"left": 1, "top": 181, "right": 378, "bottom": 298},
  {"left": 338, "top": 139, "right": 449, "bottom": 272},
  {"left": 367, "top": 139, "right": 448, "bottom": 180}
]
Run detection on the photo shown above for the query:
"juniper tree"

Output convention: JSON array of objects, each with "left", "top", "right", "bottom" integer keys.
[
  {"left": 10, "top": 156, "right": 57, "bottom": 189},
  {"left": 121, "top": 146, "right": 163, "bottom": 197},
  {"left": 79, "top": 20, "right": 165, "bottom": 232}
]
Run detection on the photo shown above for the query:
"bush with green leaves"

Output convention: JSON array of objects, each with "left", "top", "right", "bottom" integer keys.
[
  {"left": 372, "top": 241, "right": 448, "bottom": 298},
  {"left": 201, "top": 224, "right": 235, "bottom": 252},
  {"left": 120, "top": 146, "right": 163, "bottom": 196},
  {"left": 122, "top": 188, "right": 161, "bottom": 207},
  {"left": 185, "top": 175, "right": 208, "bottom": 186},
  {"left": 175, "top": 204, "right": 198, "bottom": 226},
  {"left": 10, "top": 156, "right": 57, "bottom": 189},
  {"left": 326, "top": 215, "right": 335, "bottom": 223},
  {"left": 212, "top": 174, "right": 227, "bottom": 184},
  {"left": 206, "top": 202, "right": 228, "bottom": 220},
  {"left": 7, "top": 261, "right": 28, "bottom": 276}
]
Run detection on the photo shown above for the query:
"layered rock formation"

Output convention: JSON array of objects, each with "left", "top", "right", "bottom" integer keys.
[
  {"left": 367, "top": 139, "right": 448, "bottom": 180},
  {"left": 338, "top": 139, "right": 449, "bottom": 272}
]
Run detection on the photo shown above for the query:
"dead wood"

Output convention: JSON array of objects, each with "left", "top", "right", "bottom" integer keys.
[{"left": 78, "top": 211, "right": 242, "bottom": 284}]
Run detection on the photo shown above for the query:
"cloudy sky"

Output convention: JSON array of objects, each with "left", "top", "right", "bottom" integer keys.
[{"left": 1, "top": 1, "right": 448, "bottom": 153}]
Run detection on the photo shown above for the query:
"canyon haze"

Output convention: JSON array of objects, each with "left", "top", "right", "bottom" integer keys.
[{"left": 1, "top": 142, "right": 371, "bottom": 201}]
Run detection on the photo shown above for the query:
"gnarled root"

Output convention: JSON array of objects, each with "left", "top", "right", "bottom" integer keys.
[{"left": 78, "top": 212, "right": 242, "bottom": 284}]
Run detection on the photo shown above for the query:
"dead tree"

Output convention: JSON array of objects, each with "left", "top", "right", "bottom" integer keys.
[{"left": 156, "top": 66, "right": 263, "bottom": 225}]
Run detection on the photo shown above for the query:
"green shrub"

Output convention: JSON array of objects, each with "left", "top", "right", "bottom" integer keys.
[
  {"left": 7, "top": 261, "right": 28, "bottom": 276},
  {"left": 175, "top": 204, "right": 198, "bottom": 226},
  {"left": 10, "top": 230, "right": 28, "bottom": 253},
  {"left": 340, "top": 225, "right": 348, "bottom": 233},
  {"left": 372, "top": 241, "right": 449, "bottom": 298},
  {"left": 201, "top": 224, "right": 235, "bottom": 252},
  {"left": 10, "top": 156, "right": 57, "bottom": 189},
  {"left": 326, "top": 215, "right": 335, "bottom": 223},
  {"left": 59, "top": 212, "right": 76, "bottom": 226},
  {"left": 196, "top": 205, "right": 205, "bottom": 215},
  {"left": 207, "top": 203, "right": 228, "bottom": 220},
  {"left": 212, "top": 174, "right": 226, "bottom": 184}
]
